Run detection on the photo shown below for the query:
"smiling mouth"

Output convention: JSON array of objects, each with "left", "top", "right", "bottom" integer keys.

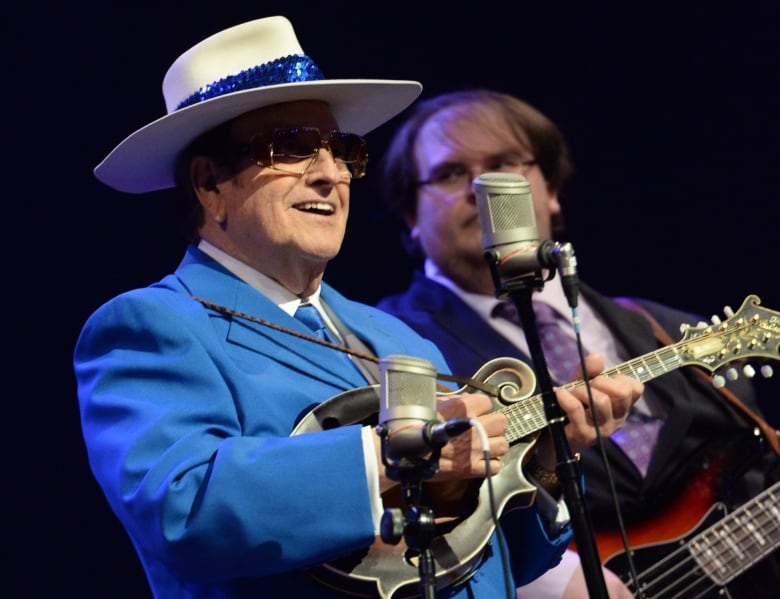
[{"left": 295, "top": 201, "right": 335, "bottom": 215}]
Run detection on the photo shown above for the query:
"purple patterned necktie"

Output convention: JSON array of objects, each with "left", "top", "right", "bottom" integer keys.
[
  {"left": 611, "top": 410, "right": 663, "bottom": 477},
  {"left": 492, "top": 300, "right": 580, "bottom": 385},
  {"left": 493, "top": 300, "right": 662, "bottom": 476}
]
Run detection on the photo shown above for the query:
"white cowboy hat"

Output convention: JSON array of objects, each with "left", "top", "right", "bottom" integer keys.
[{"left": 94, "top": 16, "right": 422, "bottom": 193}]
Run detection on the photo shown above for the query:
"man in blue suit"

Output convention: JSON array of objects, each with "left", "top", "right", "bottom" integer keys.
[
  {"left": 74, "top": 18, "right": 642, "bottom": 599},
  {"left": 376, "top": 89, "right": 780, "bottom": 598}
]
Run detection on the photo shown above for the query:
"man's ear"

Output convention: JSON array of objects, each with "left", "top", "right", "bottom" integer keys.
[
  {"left": 191, "top": 155, "right": 219, "bottom": 193},
  {"left": 547, "top": 187, "right": 562, "bottom": 217},
  {"left": 191, "top": 156, "right": 226, "bottom": 225}
]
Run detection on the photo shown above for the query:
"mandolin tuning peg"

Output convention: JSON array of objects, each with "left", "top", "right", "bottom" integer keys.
[
  {"left": 712, "top": 374, "right": 726, "bottom": 388},
  {"left": 723, "top": 305, "right": 734, "bottom": 317},
  {"left": 711, "top": 315, "right": 722, "bottom": 325},
  {"left": 726, "top": 367, "right": 739, "bottom": 381},
  {"left": 743, "top": 364, "right": 756, "bottom": 378},
  {"left": 760, "top": 365, "right": 774, "bottom": 379}
]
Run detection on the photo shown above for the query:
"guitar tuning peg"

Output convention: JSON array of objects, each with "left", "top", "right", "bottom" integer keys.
[
  {"left": 712, "top": 374, "right": 726, "bottom": 388},
  {"left": 761, "top": 365, "right": 774, "bottom": 379},
  {"left": 679, "top": 323, "right": 691, "bottom": 334},
  {"left": 711, "top": 315, "right": 722, "bottom": 325},
  {"left": 726, "top": 367, "right": 739, "bottom": 381},
  {"left": 696, "top": 321, "right": 709, "bottom": 328},
  {"left": 743, "top": 364, "right": 756, "bottom": 378},
  {"left": 723, "top": 305, "right": 734, "bottom": 317}
]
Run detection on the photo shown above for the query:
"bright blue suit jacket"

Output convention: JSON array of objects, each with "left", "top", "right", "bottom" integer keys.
[{"left": 74, "top": 246, "right": 570, "bottom": 598}]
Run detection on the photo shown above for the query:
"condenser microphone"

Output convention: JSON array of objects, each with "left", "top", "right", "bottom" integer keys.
[
  {"left": 377, "top": 355, "right": 471, "bottom": 463},
  {"left": 473, "top": 172, "right": 579, "bottom": 307},
  {"left": 473, "top": 172, "right": 554, "bottom": 278}
]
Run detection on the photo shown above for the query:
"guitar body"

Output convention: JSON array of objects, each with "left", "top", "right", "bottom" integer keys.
[
  {"left": 598, "top": 468, "right": 780, "bottom": 599},
  {"left": 603, "top": 503, "right": 733, "bottom": 599},
  {"left": 577, "top": 445, "right": 728, "bottom": 559},
  {"left": 291, "top": 357, "right": 540, "bottom": 599}
]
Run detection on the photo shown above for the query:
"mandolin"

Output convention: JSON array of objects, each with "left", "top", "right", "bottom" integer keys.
[{"left": 291, "top": 294, "right": 780, "bottom": 599}]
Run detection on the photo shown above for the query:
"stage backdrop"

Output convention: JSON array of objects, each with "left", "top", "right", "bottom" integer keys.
[{"left": 7, "top": 2, "right": 778, "bottom": 596}]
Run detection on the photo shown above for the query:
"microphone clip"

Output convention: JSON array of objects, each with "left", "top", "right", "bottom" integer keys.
[
  {"left": 376, "top": 422, "right": 442, "bottom": 483},
  {"left": 485, "top": 240, "right": 579, "bottom": 309},
  {"left": 485, "top": 249, "right": 548, "bottom": 300}
]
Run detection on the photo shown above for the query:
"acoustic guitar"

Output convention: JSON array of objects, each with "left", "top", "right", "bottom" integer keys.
[{"left": 291, "top": 294, "right": 780, "bottom": 599}]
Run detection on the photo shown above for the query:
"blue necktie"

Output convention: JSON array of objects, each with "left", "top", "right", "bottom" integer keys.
[
  {"left": 294, "top": 303, "right": 366, "bottom": 379},
  {"left": 294, "top": 303, "right": 331, "bottom": 340}
]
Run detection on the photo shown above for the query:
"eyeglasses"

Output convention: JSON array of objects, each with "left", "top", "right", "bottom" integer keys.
[
  {"left": 416, "top": 155, "right": 537, "bottom": 193},
  {"left": 240, "top": 127, "right": 368, "bottom": 179}
]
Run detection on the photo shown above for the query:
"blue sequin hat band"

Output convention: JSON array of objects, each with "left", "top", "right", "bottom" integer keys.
[
  {"left": 94, "top": 16, "right": 422, "bottom": 194},
  {"left": 176, "top": 54, "right": 324, "bottom": 111}
]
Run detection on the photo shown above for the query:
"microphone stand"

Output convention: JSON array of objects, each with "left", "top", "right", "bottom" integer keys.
[
  {"left": 486, "top": 256, "right": 608, "bottom": 599},
  {"left": 376, "top": 431, "right": 442, "bottom": 599}
]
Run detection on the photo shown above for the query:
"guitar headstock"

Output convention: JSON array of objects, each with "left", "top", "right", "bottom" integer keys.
[{"left": 678, "top": 294, "right": 780, "bottom": 385}]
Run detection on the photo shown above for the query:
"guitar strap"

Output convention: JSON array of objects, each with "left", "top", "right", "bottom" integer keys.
[
  {"left": 614, "top": 297, "right": 780, "bottom": 455},
  {"left": 191, "top": 294, "right": 522, "bottom": 395},
  {"left": 319, "top": 302, "right": 476, "bottom": 392}
]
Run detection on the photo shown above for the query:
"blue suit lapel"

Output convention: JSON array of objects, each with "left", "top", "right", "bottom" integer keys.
[{"left": 173, "top": 247, "right": 367, "bottom": 390}]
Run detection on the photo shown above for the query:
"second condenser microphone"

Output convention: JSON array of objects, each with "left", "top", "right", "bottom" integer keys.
[
  {"left": 473, "top": 172, "right": 556, "bottom": 281},
  {"left": 378, "top": 354, "right": 439, "bottom": 462},
  {"left": 474, "top": 171, "right": 580, "bottom": 307}
]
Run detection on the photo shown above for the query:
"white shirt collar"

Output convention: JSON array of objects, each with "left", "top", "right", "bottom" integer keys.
[
  {"left": 197, "top": 239, "right": 322, "bottom": 317},
  {"left": 423, "top": 257, "right": 573, "bottom": 323}
]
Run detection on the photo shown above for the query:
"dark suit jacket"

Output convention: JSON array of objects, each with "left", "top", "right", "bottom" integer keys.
[{"left": 377, "top": 272, "right": 780, "bottom": 595}]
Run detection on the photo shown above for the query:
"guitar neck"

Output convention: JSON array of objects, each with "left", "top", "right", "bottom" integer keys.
[{"left": 690, "top": 480, "right": 780, "bottom": 586}]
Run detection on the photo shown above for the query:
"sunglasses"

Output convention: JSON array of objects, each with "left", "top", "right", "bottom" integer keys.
[{"left": 241, "top": 127, "right": 368, "bottom": 179}]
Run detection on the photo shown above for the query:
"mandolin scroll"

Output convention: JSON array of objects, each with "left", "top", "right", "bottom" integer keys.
[{"left": 440, "top": 356, "right": 537, "bottom": 407}]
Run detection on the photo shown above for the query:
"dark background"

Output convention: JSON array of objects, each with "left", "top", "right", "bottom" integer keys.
[{"left": 7, "top": 2, "right": 779, "bottom": 596}]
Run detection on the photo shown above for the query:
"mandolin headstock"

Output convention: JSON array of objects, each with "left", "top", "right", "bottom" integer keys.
[{"left": 678, "top": 294, "right": 780, "bottom": 387}]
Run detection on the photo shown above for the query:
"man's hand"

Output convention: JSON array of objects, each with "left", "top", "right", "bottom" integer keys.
[
  {"left": 433, "top": 391, "right": 508, "bottom": 479},
  {"left": 373, "top": 390, "right": 507, "bottom": 493},
  {"left": 535, "top": 353, "right": 643, "bottom": 470}
]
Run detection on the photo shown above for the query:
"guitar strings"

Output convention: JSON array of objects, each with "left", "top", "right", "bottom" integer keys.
[{"left": 691, "top": 482, "right": 780, "bottom": 584}]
